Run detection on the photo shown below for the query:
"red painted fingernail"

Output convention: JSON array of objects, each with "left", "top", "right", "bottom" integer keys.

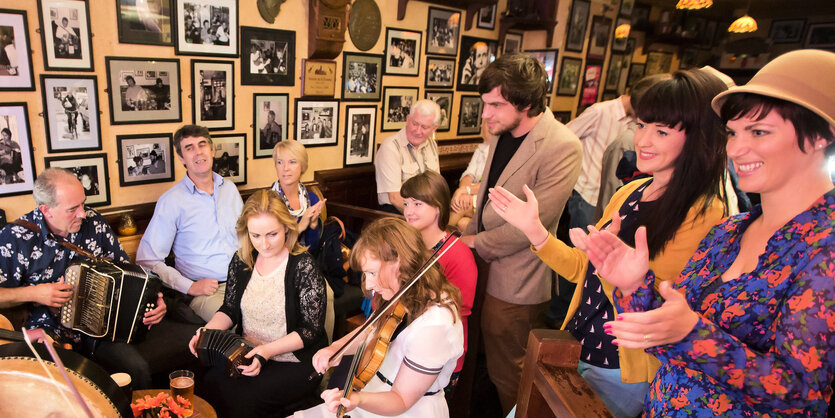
[
  {"left": 604, "top": 329, "right": 612, "bottom": 334},
  {"left": 612, "top": 340, "right": 619, "bottom": 346},
  {"left": 616, "top": 315, "right": 623, "bottom": 320},
  {"left": 603, "top": 323, "right": 612, "bottom": 329}
]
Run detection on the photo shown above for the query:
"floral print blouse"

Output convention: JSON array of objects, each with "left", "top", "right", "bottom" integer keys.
[{"left": 615, "top": 190, "right": 835, "bottom": 417}]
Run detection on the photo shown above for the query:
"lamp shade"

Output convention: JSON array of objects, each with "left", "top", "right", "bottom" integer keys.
[
  {"left": 728, "top": 15, "right": 758, "bottom": 33},
  {"left": 615, "top": 24, "right": 631, "bottom": 39},
  {"left": 676, "top": 0, "right": 713, "bottom": 10}
]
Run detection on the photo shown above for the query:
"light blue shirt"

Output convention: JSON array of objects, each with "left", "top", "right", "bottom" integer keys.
[{"left": 136, "top": 172, "right": 243, "bottom": 294}]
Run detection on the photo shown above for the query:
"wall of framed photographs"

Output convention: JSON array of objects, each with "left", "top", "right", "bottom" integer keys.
[{"left": 1, "top": 1, "right": 832, "bottom": 219}]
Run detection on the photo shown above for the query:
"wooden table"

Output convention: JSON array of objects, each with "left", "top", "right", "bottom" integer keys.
[{"left": 132, "top": 389, "right": 217, "bottom": 418}]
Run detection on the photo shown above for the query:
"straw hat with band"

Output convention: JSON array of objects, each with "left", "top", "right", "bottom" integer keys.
[{"left": 711, "top": 49, "right": 835, "bottom": 128}]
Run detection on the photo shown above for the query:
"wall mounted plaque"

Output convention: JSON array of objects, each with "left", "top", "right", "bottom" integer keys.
[
  {"left": 302, "top": 59, "right": 337, "bottom": 97},
  {"left": 308, "top": 0, "right": 349, "bottom": 59},
  {"left": 348, "top": 0, "right": 381, "bottom": 51}
]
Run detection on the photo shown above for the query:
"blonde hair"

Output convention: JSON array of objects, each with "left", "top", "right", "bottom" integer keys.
[
  {"left": 272, "top": 139, "right": 309, "bottom": 174},
  {"left": 236, "top": 189, "right": 306, "bottom": 267},
  {"left": 350, "top": 218, "right": 461, "bottom": 321}
]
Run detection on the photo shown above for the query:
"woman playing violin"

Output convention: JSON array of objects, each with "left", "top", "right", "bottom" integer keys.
[{"left": 294, "top": 217, "right": 463, "bottom": 417}]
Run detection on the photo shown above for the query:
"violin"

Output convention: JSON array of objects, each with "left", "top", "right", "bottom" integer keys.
[{"left": 0, "top": 314, "right": 23, "bottom": 345}]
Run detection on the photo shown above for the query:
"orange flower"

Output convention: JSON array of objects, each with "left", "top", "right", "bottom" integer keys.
[
  {"left": 670, "top": 392, "right": 689, "bottom": 409},
  {"left": 787, "top": 288, "right": 815, "bottom": 312},
  {"left": 726, "top": 368, "right": 744, "bottom": 389},
  {"left": 721, "top": 304, "right": 745, "bottom": 323},
  {"left": 760, "top": 373, "right": 788, "bottom": 395},
  {"left": 800, "top": 346, "right": 823, "bottom": 372},
  {"left": 692, "top": 340, "right": 720, "bottom": 357},
  {"left": 707, "top": 393, "right": 732, "bottom": 415},
  {"left": 766, "top": 265, "right": 792, "bottom": 286},
  {"left": 826, "top": 310, "right": 835, "bottom": 331}
]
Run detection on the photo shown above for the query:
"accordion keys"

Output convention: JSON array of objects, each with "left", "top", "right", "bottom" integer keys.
[{"left": 195, "top": 328, "right": 255, "bottom": 378}]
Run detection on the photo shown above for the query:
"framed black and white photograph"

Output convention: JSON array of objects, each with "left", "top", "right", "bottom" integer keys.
[
  {"left": 40, "top": 75, "right": 101, "bottom": 153},
  {"left": 382, "top": 86, "right": 418, "bottom": 132},
  {"left": 105, "top": 56, "right": 182, "bottom": 125},
  {"left": 631, "top": 3, "right": 651, "bottom": 30},
  {"left": 619, "top": 0, "right": 635, "bottom": 16},
  {"left": 343, "top": 105, "right": 376, "bottom": 166},
  {"left": 341, "top": 52, "right": 382, "bottom": 101},
  {"left": 191, "top": 59, "right": 233, "bottom": 130},
  {"left": 116, "top": 133, "right": 175, "bottom": 186},
  {"left": 557, "top": 56, "right": 583, "bottom": 96},
  {"left": 626, "top": 62, "right": 645, "bottom": 88},
  {"left": 37, "top": 0, "right": 94, "bottom": 71},
  {"left": 457, "top": 95, "right": 483, "bottom": 136},
  {"left": 0, "top": 9, "right": 35, "bottom": 91},
  {"left": 385, "top": 27, "right": 421, "bottom": 76},
  {"left": 44, "top": 153, "right": 109, "bottom": 206},
  {"left": 294, "top": 99, "right": 338, "bottom": 147},
  {"left": 426, "top": 7, "right": 460, "bottom": 56},
  {"left": 601, "top": 91, "right": 618, "bottom": 102},
  {"left": 805, "top": 22, "right": 835, "bottom": 49},
  {"left": 645, "top": 51, "right": 673, "bottom": 76},
  {"left": 565, "top": 0, "right": 590, "bottom": 52},
  {"left": 503, "top": 32, "right": 523, "bottom": 54},
  {"left": 457, "top": 35, "right": 498, "bottom": 91},
  {"left": 117, "top": 0, "right": 173, "bottom": 46},
  {"left": 211, "top": 133, "right": 246, "bottom": 184},
  {"left": 526, "top": 49, "right": 558, "bottom": 93},
  {"left": 587, "top": 15, "right": 613, "bottom": 60},
  {"left": 0, "top": 102, "right": 36, "bottom": 197},
  {"left": 612, "top": 16, "right": 630, "bottom": 52},
  {"left": 175, "top": 0, "right": 238, "bottom": 57},
  {"left": 253, "top": 93, "right": 288, "bottom": 158},
  {"left": 604, "top": 54, "right": 624, "bottom": 91},
  {"left": 425, "top": 90, "right": 452, "bottom": 132},
  {"left": 425, "top": 57, "right": 455, "bottom": 89},
  {"left": 477, "top": 5, "right": 497, "bottom": 30},
  {"left": 769, "top": 19, "right": 805, "bottom": 44},
  {"left": 552, "top": 110, "right": 571, "bottom": 124},
  {"left": 679, "top": 48, "right": 698, "bottom": 69},
  {"left": 241, "top": 26, "right": 294, "bottom": 86}
]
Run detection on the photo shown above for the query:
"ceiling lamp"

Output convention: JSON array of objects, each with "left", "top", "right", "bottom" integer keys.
[
  {"left": 728, "top": 15, "right": 757, "bottom": 33},
  {"left": 615, "top": 24, "right": 631, "bottom": 39},
  {"left": 676, "top": 0, "right": 713, "bottom": 10}
]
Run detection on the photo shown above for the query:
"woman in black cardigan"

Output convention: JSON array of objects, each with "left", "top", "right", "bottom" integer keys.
[{"left": 189, "top": 189, "right": 327, "bottom": 417}]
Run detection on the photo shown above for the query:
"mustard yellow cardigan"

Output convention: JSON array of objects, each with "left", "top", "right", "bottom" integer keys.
[{"left": 532, "top": 177, "right": 726, "bottom": 383}]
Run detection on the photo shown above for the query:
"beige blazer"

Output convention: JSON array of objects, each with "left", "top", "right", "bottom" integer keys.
[{"left": 465, "top": 110, "right": 582, "bottom": 305}]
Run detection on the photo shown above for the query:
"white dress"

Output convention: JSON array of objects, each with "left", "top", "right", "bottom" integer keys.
[{"left": 294, "top": 303, "right": 464, "bottom": 418}]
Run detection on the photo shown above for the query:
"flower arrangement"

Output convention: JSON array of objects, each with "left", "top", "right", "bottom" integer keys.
[{"left": 130, "top": 392, "right": 192, "bottom": 418}]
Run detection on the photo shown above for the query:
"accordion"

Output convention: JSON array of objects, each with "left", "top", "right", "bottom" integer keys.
[
  {"left": 60, "top": 260, "right": 161, "bottom": 344},
  {"left": 194, "top": 328, "right": 255, "bottom": 378}
]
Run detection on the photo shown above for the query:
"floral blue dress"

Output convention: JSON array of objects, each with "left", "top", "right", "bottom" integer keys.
[{"left": 615, "top": 190, "right": 835, "bottom": 416}]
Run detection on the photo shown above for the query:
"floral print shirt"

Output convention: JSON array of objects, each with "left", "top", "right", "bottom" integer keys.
[
  {"left": 615, "top": 190, "right": 835, "bottom": 417},
  {"left": 0, "top": 208, "right": 128, "bottom": 344}
]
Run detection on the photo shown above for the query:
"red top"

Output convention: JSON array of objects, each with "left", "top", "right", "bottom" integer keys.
[{"left": 436, "top": 233, "right": 477, "bottom": 373}]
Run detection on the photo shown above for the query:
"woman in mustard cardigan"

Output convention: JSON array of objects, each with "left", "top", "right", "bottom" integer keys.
[{"left": 489, "top": 70, "right": 731, "bottom": 418}]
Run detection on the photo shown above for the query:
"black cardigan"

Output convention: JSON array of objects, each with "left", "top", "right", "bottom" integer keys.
[{"left": 219, "top": 251, "right": 328, "bottom": 364}]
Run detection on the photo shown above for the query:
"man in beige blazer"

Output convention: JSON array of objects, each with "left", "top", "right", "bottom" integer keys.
[{"left": 461, "top": 54, "right": 582, "bottom": 414}]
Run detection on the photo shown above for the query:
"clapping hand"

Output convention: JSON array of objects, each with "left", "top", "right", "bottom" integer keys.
[
  {"left": 605, "top": 281, "right": 699, "bottom": 348},
  {"left": 488, "top": 185, "right": 550, "bottom": 248}
]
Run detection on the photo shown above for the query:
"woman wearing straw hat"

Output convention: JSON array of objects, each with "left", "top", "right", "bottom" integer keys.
[{"left": 578, "top": 49, "right": 835, "bottom": 415}]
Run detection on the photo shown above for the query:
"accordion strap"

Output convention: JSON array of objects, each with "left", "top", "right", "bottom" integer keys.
[{"left": 12, "top": 219, "right": 108, "bottom": 262}]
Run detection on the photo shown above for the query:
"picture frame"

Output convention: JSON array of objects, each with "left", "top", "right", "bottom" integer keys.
[
  {"left": 426, "top": 7, "right": 460, "bottom": 56},
  {"left": 105, "top": 56, "right": 182, "bottom": 125},
  {"left": 645, "top": 51, "right": 673, "bottom": 76},
  {"left": 552, "top": 110, "right": 571, "bottom": 124},
  {"left": 457, "top": 95, "right": 484, "bottom": 136},
  {"left": 382, "top": 86, "right": 419, "bottom": 132},
  {"left": 0, "top": 102, "right": 36, "bottom": 197},
  {"left": 565, "top": 0, "right": 590, "bottom": 53},
  {"left": 611, "top": 16, "right": 630, "bottom": 52},
  {"left": 425, "top": 90, "right": 452, "bottom": 132},
  {"left": 191, "top": 59, "right": 234, "bottom": 130},
  {"left": 604, "top": 54, "right": 624, "bottom": 91},
  {"left": 557, "top": 56, "right": 583, "bottom": 96},
  {"left": 578, "top": 61, "right": 603, "bottom": 115},
  {"left": 477, "top": 5, "right": 497, "bottom": 30},
  {"left": 0, "top": 9, "right": 35, "bottom": 91},
  {"left": 601, "top": 91, "right": 618, "bottom": 102},
  {"left": 341, "top": 52, "right": 383, "bottom": 102},
  {"left": 116, "top": 133, "right": 175, "bottom": 187},
  {"left": 425, "top": 56, "right": 455, "bottom": 89},
  {"left": 343, "top": 105, "right": 377, "bottom": 167},
  {"left": 37, "top": 0, "right": 94, "bottom": 71},
  {"left": 211, "top": 133, "right": 246, "bottom": 185},
  {"left": 40, "top": 75, "right": 102, "bottom": 153},
  {"left": 626, "top": 62, "right": 645, "bottom": 88},
  {"left": 44, "top": 153, "right": 110, "bottom": 206},
  {"left": 679, "top": 48, "right": 698, "bottom": 69},
  {"left": 302, "top": 59, "right": 336, "bottom": 97},
  {"left": 526, "top": 49, "right": 559, "bottom": 93},
  {"left": 503, "top": 32, "right": 523, "bottom": 54},
  {"left": 252, "top": 93, "right": 288, "bottom": 158},
  {"left": 116, "top": 0, "right": 173, "bottom": 46},
  {"left": 385, "top": 27, "right": 421, "bottom": 76},
  {"left": 456, "top": 36, "right": 498, "bottom": 91},
  {"left": 619, "top": 0, "right": 635, "bottom": 16},
  {"left": 294, "top": 99, "right": 339, "bottom": 147},
  {"left": 631, "top": 3, "right": 651, "bottom": 31},
  {"left": 805, "top": 22, "right": 835, "bottom": 49},
  {"left": 240, "top": 26, "right": 295, "bottom": 86},
  {"left": 174, "top": 0, "right": 238, "bottom": 57},
  {"left": 770, "top": 19, "right": 805, "bottom": 44},
  {"left": 587, "top": 15, "right": 613, "bottom": 60}
]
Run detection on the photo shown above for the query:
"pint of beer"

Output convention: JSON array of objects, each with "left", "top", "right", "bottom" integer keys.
[{"left": 169, "top": 370, "right": 195, "bottom": 416}]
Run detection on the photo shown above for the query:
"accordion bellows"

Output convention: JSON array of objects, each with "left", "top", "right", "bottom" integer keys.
[
  {"left": 60, "top": 260, "right": 161, "bottom": 344},
  {"left": 195, "top": 328, "right": 255, "bottom": 378}
]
